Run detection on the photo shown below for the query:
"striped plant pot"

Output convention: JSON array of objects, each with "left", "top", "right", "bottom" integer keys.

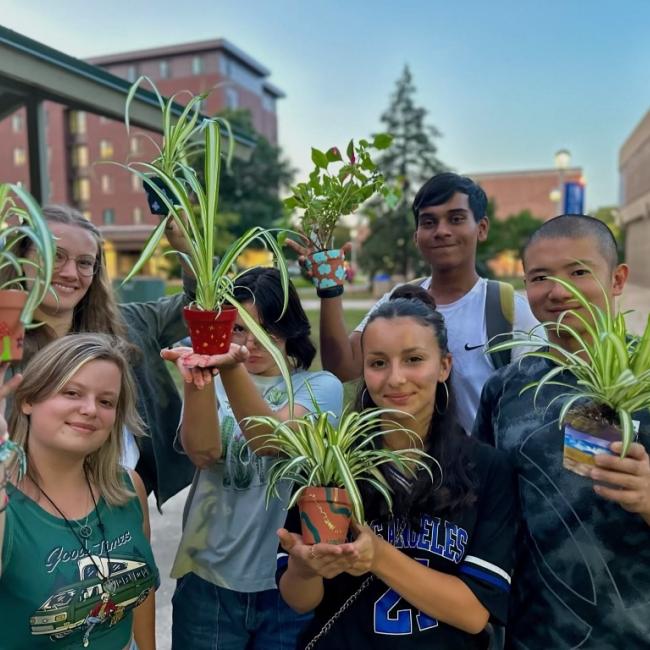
[{"left": 298, "top": 486, "right": 351, "bottom": 545}]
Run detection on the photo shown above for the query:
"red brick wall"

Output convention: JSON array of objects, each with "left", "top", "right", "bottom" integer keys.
[{"left": 473, "top": 169, "right": 584, "bottom": 221}]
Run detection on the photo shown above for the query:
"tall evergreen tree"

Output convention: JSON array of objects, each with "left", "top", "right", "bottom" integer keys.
[{"left": 359, "top": 66, "right": 446, "bottom": 279}]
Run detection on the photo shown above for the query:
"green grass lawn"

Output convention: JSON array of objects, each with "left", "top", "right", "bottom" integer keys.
[{"left": 168, "top": 306, "right": 367, "bottom": 406}]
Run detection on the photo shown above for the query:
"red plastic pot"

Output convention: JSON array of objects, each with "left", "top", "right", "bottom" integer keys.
[
  {"left": 0, "top": 290, "right": 27, "bottom": 362},
  {"left": 298, "top": 486, "right": 352, "bottom": 545},
  {"left": 182, "top": 306, "right": 237, "bottom": 354}
]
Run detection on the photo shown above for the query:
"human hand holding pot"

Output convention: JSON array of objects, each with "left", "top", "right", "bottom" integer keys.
[
  {"left": 592, "top": 441, "right": 650, "bottom": 524},
  {"left": 160, "top": 346, "right": 223, "bottom": 390},
  {"left": 340, "top": 522, "right": 382, "bottom": 576},
  {"left": 277, "top": 528, "right": 358, "bottom": 580}
]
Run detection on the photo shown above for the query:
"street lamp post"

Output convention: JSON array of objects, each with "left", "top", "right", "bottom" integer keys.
[{"left": 554, "top": 148, "right": 571, "bottom": 215}]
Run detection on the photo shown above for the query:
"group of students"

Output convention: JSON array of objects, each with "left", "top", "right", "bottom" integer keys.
[{"left": 0, "top": 172, "right": 648, "bottom": 650}]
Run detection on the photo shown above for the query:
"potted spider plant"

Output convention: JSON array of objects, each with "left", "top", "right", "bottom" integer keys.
[
  {"left": 125, "top": 76, "right": 217, "bottom": 216},
  {"left": 245, "top": 404, "right": 434, "bottom": 544},
  {"left": 123, "top": 109, "right": 293, "bottom": 393},
  {"left": 0, "top": 183, "right": 54, "bottom": 361},
  {"left": 489, "top": 276, "right": 650, "bottom": 476},
  {"left": 284, "top": 134, "right": 398, "bottom": 295}
]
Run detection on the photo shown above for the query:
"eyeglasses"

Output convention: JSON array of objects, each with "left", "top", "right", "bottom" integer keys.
[
  {"left": 53, "top": 248, "right": 98, "bottom": 277},
  {"left": 231, "top": 323, "right": 282, "bottom": 345}
]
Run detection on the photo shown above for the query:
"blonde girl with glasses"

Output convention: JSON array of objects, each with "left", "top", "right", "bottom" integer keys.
[{"left": 0, "top": 204, "right": 195, "bottom": 507}]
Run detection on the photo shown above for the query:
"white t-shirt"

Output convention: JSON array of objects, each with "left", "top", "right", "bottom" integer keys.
[
  {"left": 120, "top": 427, "right": 140, "bottom": 469},
  {"left": 355, "top": 277, "right": 540, "bottom": 434}
]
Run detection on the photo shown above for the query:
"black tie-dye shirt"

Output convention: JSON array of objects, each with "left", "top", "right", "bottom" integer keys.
[{"left": 473, "top": 355, "right": 650, "bottom": 650}]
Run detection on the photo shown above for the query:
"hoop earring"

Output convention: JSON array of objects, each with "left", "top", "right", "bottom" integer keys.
[{"left": 436, "top": 381, "right": 449, "bottom": 415}]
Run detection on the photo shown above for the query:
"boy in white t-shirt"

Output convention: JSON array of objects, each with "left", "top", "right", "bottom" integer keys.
[{"left": 291, "top": 172, "right": 539, "bottom": 433}]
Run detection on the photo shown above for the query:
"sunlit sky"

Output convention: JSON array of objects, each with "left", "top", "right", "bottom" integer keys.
[{"left": 4, "top": 0, "right": 650, "bottom": 209}]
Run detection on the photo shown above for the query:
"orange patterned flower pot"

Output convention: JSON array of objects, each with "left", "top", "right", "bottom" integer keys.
[
  {"left": 183, "top": 306, "right": 237, "bottom": 355},
  {"left": 298, "top": 486, "right": 352, "bottom": 545},
  {"left": 0, "top": 290, "right": 27, "bottom": 362}
]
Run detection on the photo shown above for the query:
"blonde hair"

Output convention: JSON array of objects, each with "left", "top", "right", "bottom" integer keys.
[{"left": 8, "top": 333, "right": 143, "bottom": 506}]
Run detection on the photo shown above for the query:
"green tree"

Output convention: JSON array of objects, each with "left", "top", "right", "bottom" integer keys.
[
  {"left": 591, "top": 206, "right": 625, "bottom": 262},
  {"left": 476, "top": 206, "right": 544, "bottom": 277},
  {"left": 216, "top": 109, "right": 295, "bottom": 239},
  {"left": 359, "top": 66, "right": 446, "bottom": 279}
]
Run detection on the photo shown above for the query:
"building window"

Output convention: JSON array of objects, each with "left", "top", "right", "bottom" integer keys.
[
  {"left": 159, "top": 60, "right": 170, "bottom": 79},
  {"left": 262, "top": 93, "right": 276, "bottom": 113},
  {"left": 100, "top": 175, "right": 114, "bottom": 194},
  {"left": 192, "top": 55, "right": 204, "bottom": 75},
  {"left": 131, "top": 174, "right": 141, "bottom": 192},
  {"left": 73, "top": 178, "right": 91, "bottom": 202},
  {"left": 13, "top": 148, "right": 26, "bottom": 166},
  {"left": 69, "top": 110, "right": 86, "bottom": 135},
  {"left": 99, "top": 140, "right": 114, "bottom": 160},
  {"left": 71, "top": 145, "right": 89, "bottom": 168},
  {"left": 11, "top": 113, "right": 23, "bottom": 133},
  {"left": 133, "top": 207, "right": 143, "bottom": 224},
  {"left": 219, "top": 55, "right": 232, "bottom": 77},
  {"left": 126, "top": 65, "right": 137, "bottom": 82},
  {"left": 225, "top": 87, "right": 239, "bottom": 109},
  {"left": 102, "top": 209, "right": 115, "bottom": 225},
  {"left": 129, "top": 137, "right": 140, "bottom": 154}
]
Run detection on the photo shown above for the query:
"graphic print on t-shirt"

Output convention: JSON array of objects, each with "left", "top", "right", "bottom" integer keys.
[
  {"left": 220, "top": 385, "right": 289, "bottom": 489},
  {"left": 30, "top": 548, "right": 155, "bottom": 642}
]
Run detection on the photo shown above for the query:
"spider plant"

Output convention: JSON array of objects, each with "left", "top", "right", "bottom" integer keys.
[
  {"left": 0, "top": 183, "right": 55, "bottom": 324},
  {"left": 488, "top": 276, "right": 650, "bottom": 456},
  {"left": 245, "top": 404, "right": 436, "bottom": 524},
  {"left": 122, "top": 109, "right": 293, "bottom": 407},
  {"left": 125, "top": 75, "right": 219, "bottom": 178},
  {"left": 284, "top": 134, "right": 399, "bottom": 252}
]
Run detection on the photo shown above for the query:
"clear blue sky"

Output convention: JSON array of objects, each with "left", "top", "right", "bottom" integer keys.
[{"left": 4, "top": 0, "right": 650, "bottom": 209}]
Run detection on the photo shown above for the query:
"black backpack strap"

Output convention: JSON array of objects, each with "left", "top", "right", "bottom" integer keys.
[{"left": 485, "top": 280, "right": 515, "bottom": 369}]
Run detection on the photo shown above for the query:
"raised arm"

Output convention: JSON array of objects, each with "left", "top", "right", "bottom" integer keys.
[
  {"left": 319, "top": 296, "right": 364, "bottom": 382},
  {"left": 161, "top": 348, "right": 221, "bottom": 468}
]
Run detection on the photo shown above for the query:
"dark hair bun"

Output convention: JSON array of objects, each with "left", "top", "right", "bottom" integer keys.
[{"left": 390, "top": 284, "right": 437, "bottom": 310}]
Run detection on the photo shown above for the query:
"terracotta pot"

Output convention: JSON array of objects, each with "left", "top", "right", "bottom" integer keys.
[
  {"left": 304, "top": 249, "right": 346, "bottom": 291},
  {"left": 143, "top": 176, "right": 176, "bottom": 216},
  {"left": 298, "top": 486, "right": 351, "bottom": 545},
  {"left": 0, "top": 290, "right": 27, "bottom": 362},
  {"left": 183, "top": 306, "right": 237, "bottom": 355},
  {"left": 563, "top": 404, "right": 620, "bottom": 476}
]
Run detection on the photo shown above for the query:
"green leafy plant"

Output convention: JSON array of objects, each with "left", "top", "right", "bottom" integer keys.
[
  {"left": 0, "top": 183, "right": 54, "bottom": 324},
  {"left": 125, "top": 75, "right": 223, "bottom": 177},
  {"left": 284, "top": 134, "right": 399, "bottom": 251},
  {"left": 245, "top": 404, "right": 436, "bottom": 523},
  {"left": 489, "top": 276, "right": 650, "bottom": 456},
  {"left": 122, "top": 100, "right": 294, "bottom": 408}
]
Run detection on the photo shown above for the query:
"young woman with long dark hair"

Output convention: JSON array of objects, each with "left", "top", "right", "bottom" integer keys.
[
  {"left": 277, "top": 286, "right": 518, "bottom": 649},
  {"left": 162, "top": 267, "right": 344, "bottom": 650}
]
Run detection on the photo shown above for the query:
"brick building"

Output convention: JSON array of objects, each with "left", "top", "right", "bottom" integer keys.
[
  {"left": 472, "top": 168, "right": 584, "bottom": 221},
  {"left": 619, "top": 109, "right": 650, "bottom": 288},
  {"left": 0, "top": 38, "right": 283, "bottom": 277}
]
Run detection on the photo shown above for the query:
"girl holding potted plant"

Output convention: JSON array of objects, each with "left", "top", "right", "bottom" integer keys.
[
  {"left": 277, "top": 286, "right": 518, "bottom": 649},
  {"left": 0, "top": 204, "right": 196, "bottom": 506},
  {"left": 161, "top": 267, "right": 344, "bottom": 650},
  {"left": 0, "top": 334, "right": 158, "bottom": 649}
]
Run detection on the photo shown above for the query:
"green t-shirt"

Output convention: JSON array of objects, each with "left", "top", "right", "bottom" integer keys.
[{"left": 0, "top": 478, "right": 158, "bottom": 649}]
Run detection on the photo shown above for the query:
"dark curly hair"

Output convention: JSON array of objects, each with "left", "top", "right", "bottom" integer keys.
[{"left": 357, "top": 284, "right": 478, "bottom": 526}]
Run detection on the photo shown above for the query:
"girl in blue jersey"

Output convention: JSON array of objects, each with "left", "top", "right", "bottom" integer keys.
[{"left": 277, "top": 286, "right": 518, "bottom": 650}]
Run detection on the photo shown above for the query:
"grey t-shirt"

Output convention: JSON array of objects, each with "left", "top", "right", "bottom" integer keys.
[{"left": 171, "top": 370, "right": 344, "bottom": 592}]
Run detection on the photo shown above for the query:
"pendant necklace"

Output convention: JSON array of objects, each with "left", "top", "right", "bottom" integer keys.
[{"left": 31, "top": 467, "right": 116, "bottom": 646}]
